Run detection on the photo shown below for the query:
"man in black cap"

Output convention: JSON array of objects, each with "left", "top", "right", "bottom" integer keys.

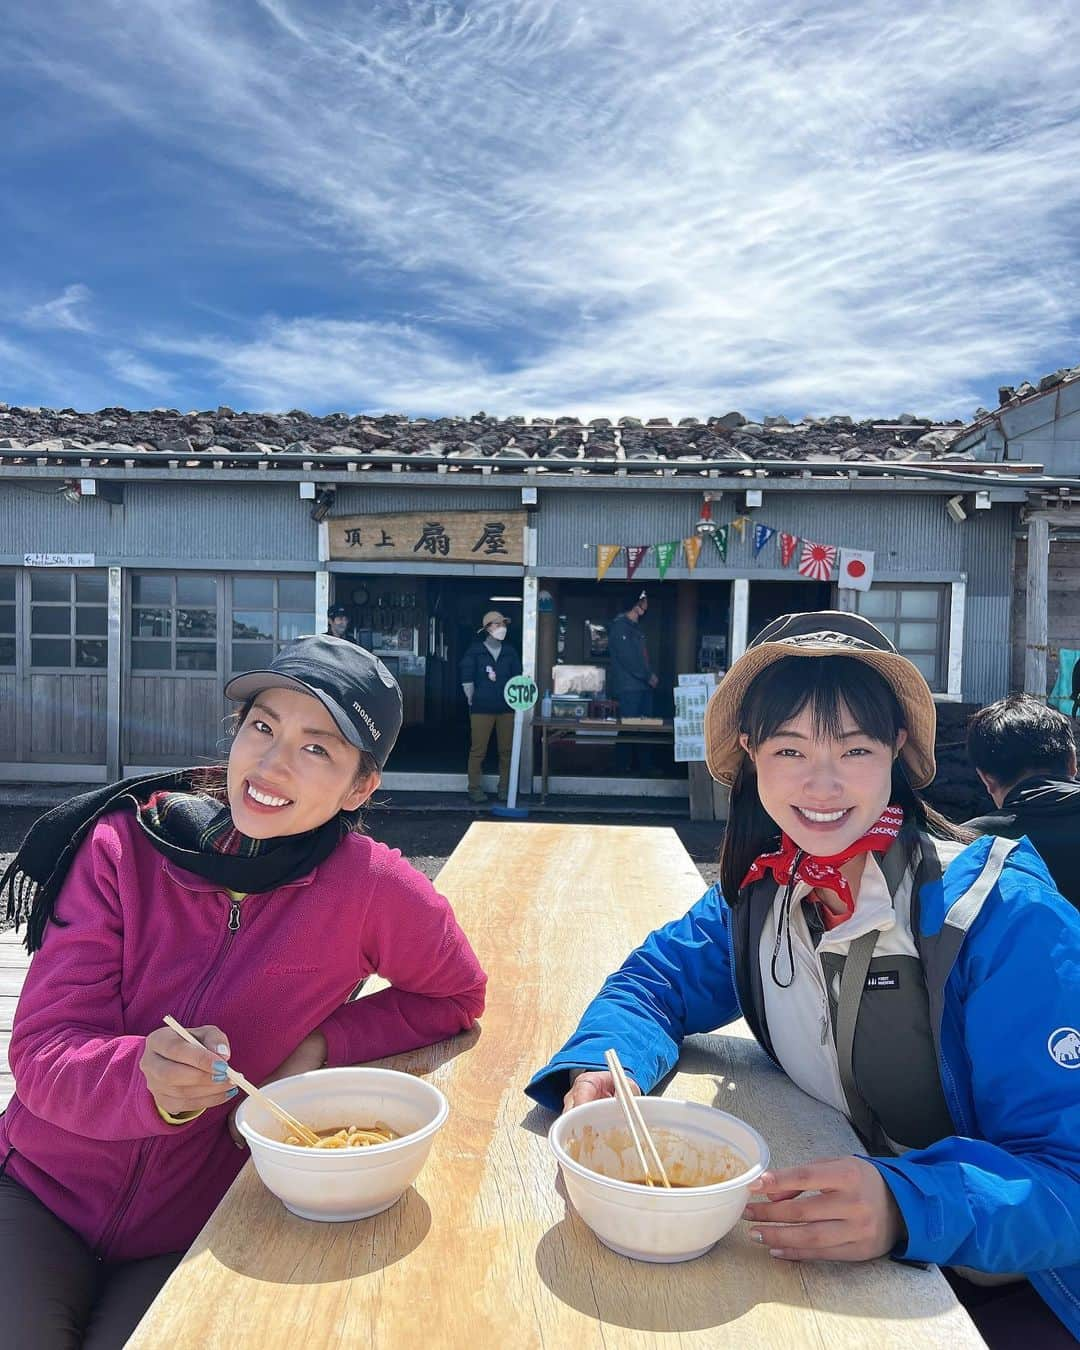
[
  {"left": 326, "top": 604, "right": 353, "bottom": 641},
  {"left": 965, "top": 694, "right": 1080, "bottom": 910}
]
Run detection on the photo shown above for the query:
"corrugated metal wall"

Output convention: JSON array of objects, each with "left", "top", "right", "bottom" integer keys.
[
  {"left": 0, "top": 481, "right": 523, "bottom": 566},
  {"left": 332, "top": 486, "right": 519, "bottom": 514},
  {"left": 121, "top": 483, "right": 312, "bottom": 560},
  {"left": 0, "top": 482, "right": 128, "bottom": 557},
  {"left": 535, "top": 487, "right": 1014, "bottom": 701},
  {"left": 537, "top": 487, "right": 997, "bottom": 572},
  {"left": 0, "top": 477, "right": 1015, "bottom": 701},
  {"left": 963, "top": 505, "right": 1016, "bottom": 702}
]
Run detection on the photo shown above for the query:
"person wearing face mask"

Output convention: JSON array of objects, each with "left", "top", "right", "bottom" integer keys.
[
  {"left": 608, "top": 590, "right": 658, "bottom": 717},
  {"left": 527, "top": 612, "right": 1080, "bottom": 1347},
  {"left": 609, "top": 590, "right": 660, "bottom": 773},
  {"left": 459, "top": 610, "right": 522, "bottom": 805}
]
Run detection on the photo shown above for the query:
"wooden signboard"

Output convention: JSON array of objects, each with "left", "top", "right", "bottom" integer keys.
[{"left": 328, "top": 511, "right": 526, "bottom": 565}]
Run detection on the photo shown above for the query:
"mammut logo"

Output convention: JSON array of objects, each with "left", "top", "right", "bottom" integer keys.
[
  {"left": 352, "top": 702, "right": 381, "bottom": 740},
  {"left": 265, "top": 963, "right": 319, "bottom": 976},
  {"left": 1048, "top": 1028, "right": 1080, "bottom": 1069}
]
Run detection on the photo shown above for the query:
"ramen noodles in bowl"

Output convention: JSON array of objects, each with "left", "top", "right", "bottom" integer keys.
[
  {"left": 549, "top": 1097, "right": 769, "bottom": 1263},
  {"left": 235, "top": 1066, "right": 447, "bottom": 1221},
  {"left": 283, "top": 1123, "right": 400, "bottom": 1149}
]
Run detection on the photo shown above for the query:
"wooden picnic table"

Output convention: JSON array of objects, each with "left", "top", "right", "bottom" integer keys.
[
  {"left": 130, "top": 822, "right": 984, "bottom": 1348},
  {"left": 533, "top": 717, "right": 675, "bottom": 800}
]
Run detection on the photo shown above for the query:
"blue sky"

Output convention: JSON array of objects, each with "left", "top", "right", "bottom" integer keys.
[{"left": 2, "top": 0, "right": 1079, "bottom": 421}]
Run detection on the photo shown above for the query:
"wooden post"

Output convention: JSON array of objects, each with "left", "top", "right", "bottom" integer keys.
[
  {"left": 1025, "top": 514, "right": 1050, "bottom": 700},
  {"left": 536, "top": 580, "right": 558, "bottom": 698},
  {"left": 106, "top": 566, "right": 122, "bottom": 780},
  {"left": 730, "top": 579, "right": 750, "bottom": 664},
  {"left": 675, "top": 580, "right": 698, "bottom": 674},
  {"left": 519, "top": 574, "right": 538, "bottom": 793}
]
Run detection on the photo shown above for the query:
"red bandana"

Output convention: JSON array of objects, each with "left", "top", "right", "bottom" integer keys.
[{"left": 741, "top": 804, "right": 905, "bottom": 930}]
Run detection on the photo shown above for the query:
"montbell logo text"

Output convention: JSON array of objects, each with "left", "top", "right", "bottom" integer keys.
[{"left": 352, "top": 702, "right": 381, "bottom": 740}]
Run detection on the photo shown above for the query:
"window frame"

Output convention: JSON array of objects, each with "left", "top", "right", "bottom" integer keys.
[
  {"left": 129, "top": 572, "right": 221, "bottom": 674},
  {"left": 26, "top": 569, "right": 109, "bottom": 672},
  {"left": 0, "top": 568, "right": 16, "bottom": 670},
  {"left": 228, "top": 574, "right": 317, "bottom": 675},
  {"left": 850, "top": 580, "right": 963, "bottom": 698}
]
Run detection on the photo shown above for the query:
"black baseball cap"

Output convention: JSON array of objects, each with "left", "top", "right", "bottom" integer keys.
[
  {"left": 224, "top": 634, "right": 403, "bottom": 769},
  {"left": 327, "top": 604, "right": 349, "bottom": 619}
]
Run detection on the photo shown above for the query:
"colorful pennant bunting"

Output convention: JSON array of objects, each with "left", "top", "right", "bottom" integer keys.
[
  {"left": 712, "top": 525, "right": 729, "bottom": 563},
  {"left": 779, "top": 532, "right": 798, "bottom": 567},
  {"left": 753, "top": 524, "right": 776, "bottom": 556},
  {"left": 683, "top": 536, "right": 703, "bottom": 571},
  {"left": 625, "top": 545, "right": 649, "bottom": 581},
  {"left": 596, "top": 544, "right": 621, "bottom": 582},
  {"left": 655, "top": 540, "right": 679, "bottom": 580}
]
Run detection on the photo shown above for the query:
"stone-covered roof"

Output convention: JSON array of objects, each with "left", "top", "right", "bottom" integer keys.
[
  {"left": 0, "top": 402, "right": 969, "bottom": 471},
  {"left": 967, "top": 360, "right": 1080, "bottom": 429}
]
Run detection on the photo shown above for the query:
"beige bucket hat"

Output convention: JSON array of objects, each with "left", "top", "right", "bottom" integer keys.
[{"left": 704, "top": 611, "right": 937, "bottom": 788}]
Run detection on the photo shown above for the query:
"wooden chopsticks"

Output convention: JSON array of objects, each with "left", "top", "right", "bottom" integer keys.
[
  {"left": 604, "top": 1048, "right": 671, "bottom": 1188},
  {"left": 163, "top": 1014, "right": 321, "bottom": 1146}
]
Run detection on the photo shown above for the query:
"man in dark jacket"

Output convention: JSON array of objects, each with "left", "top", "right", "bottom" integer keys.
[
  {"left": 608, "top": 590, "right": 658, "bottom": 717},
  {"left": 608, "top": 590, "right": 660, "bottom": 773},
  {"left": 965, "top": 693, "right": 1080, "bottom": 909},
  {"left": 459, "top": 610, "right": 522, "bottom": 804}
]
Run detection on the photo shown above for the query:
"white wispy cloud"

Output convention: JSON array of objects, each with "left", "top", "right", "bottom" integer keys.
[
  {"left": 105, "top": 349, "right": 176, "bottom": 398},
  {"left": 23, "top": 283, "right": 95, "bottom": 334},
  {"left": 6, "top": 0, "right": 1080, "bottom": 416}
]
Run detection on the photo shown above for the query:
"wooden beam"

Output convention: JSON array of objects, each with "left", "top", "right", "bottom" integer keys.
[{"left": 1025, "top": 515, "right": 1051, "bottom": 698}]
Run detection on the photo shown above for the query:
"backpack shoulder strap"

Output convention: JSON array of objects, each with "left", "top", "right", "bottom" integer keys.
[
  {"left": 917, "top": 832, "right": 1019, "bottom": 1061},
  {"left": 834, "top": 926, "right": 881, "bottom": 1145},
  {"left": 730, "top": 878, "right": 782, "bottom": 1067}
]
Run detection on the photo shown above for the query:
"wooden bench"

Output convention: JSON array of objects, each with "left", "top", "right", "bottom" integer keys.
[{"left": 129, "top": 822, "right": 983, "bottom": 1347}]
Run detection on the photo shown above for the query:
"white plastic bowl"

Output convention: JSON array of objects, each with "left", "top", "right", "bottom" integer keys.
[
  {"left": 549, "top": 1097, "right": 769, "bottom": 1263},
  {"left": 235, "top": 1066, "right": 448, "bottom": 1222}
]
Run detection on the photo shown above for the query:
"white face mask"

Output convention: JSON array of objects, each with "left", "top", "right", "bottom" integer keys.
[{"left": 490, "top": 626, "right": 508, "bottom": 641}]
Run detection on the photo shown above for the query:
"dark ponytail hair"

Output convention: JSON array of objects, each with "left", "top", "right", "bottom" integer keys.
[{"left": 718, "top": 655, "right": 970, "bottom": 903}]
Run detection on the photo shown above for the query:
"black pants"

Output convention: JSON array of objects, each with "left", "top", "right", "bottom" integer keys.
[
  {"left": 0, "top": 1175, "right": 182, "bottom": 1349},
  {"left": 945, "top": 1269, "right": 1078, "bottom": 1347},
  {"left": 614, "top": 685, "right": 654, "bottom": 772}
]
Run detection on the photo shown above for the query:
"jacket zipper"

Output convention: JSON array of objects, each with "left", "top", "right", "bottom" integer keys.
[{"left": 96, "top": 891, "right": 246, "bottom": 1258}]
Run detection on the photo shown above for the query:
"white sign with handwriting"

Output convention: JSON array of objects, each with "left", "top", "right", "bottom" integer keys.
[{"left": 23, "top": 553, "right": 96, "bottom": 568}]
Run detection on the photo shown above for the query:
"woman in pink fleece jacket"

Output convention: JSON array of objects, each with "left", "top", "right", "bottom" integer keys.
[{"left": 0, "top": 635, "right": 486, "bottom": 1349}]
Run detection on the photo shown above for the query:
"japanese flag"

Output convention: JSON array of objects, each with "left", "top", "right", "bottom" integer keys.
[{"left": 838, "top": 548, "right": 875, "bottom": 591}]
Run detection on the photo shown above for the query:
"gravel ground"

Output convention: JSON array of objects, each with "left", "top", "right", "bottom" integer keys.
[{"left": 0, "top": 803, "right": 722, "bottom": 929}]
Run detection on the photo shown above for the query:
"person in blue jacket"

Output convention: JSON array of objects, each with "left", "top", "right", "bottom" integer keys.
[{"left": 527, "top": 611, "right": 1080, "bottom": 1347}]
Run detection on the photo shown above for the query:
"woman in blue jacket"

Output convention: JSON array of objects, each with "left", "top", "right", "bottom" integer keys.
[{"left": 528, "top": 612, "right": 1080, "bottom": 1346}]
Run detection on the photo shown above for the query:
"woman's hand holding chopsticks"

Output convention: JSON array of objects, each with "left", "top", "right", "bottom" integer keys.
[
  {"left": 139, "top": 1023, "right": 237, "bottom": 1117},
  {"left": 226, "top": 1030, "right": 328, "bottom": 1149},
  {"left": 562, "top": 1069, "right": 641, "bottom": 1112}
]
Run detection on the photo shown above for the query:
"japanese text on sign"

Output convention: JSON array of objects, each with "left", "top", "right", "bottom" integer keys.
[{"left": 329, "top": 511, "right": 526, "bottom": 565}]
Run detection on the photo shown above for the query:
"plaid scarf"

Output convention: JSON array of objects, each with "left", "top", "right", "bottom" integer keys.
[{"left": 1, "top": 770, "right": 354, "bottom": 953}]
